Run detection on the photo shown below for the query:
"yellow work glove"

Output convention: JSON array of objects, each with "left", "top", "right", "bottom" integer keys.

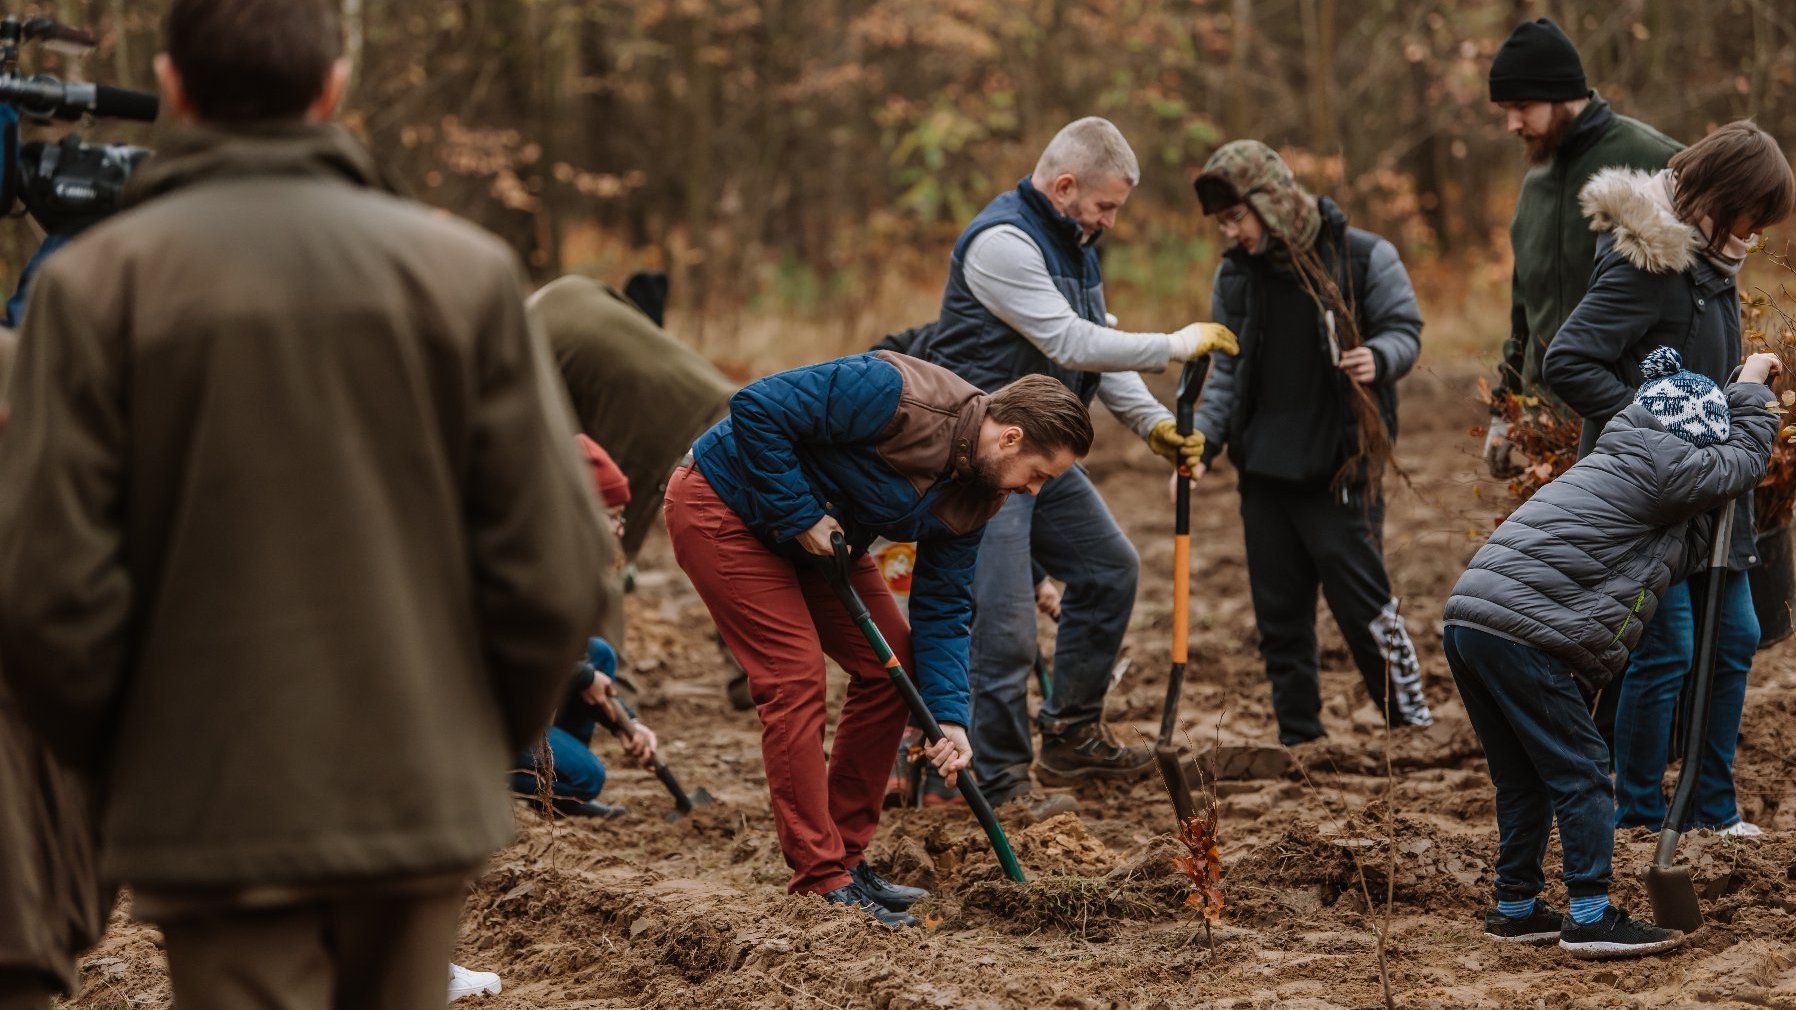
[
  {"left": 1167, "top": 322, "right": 1239, "bottom": 364},
  {"left": 1147, "top": 419, "right": 1206, "bottom": 469}
]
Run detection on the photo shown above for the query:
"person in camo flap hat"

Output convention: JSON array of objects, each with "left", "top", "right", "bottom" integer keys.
[{"left": 1190, "top": 140, "right": 1433, "bottom": 746}]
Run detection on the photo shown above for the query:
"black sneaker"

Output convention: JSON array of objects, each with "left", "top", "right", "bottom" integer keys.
[
  {"left": 1557, "top": 906, "right": 1685, "bottom": 959},
  {"left": 822, "top": 882, "right": 917, "bottom": 928},
  {"left": 1035, "top": 720, "right": 1154, "bottom": 785},
  {"left": 849, "top": 862, "right": 928, "bottom": 912},
  {"left": 1481, "top": 902, "right": 1563, "bottom": 944}
]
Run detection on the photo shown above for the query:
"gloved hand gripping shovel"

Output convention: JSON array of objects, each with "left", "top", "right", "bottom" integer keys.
[
  {"left": 1156, "top": 356, "right": 1211, "bottom": 815},
  {"left": 1643, "top": 498, "right": 1734, "bottom": 933},
  {"left": 823, "top": 533, "right": 1026, "bottom": 883}
]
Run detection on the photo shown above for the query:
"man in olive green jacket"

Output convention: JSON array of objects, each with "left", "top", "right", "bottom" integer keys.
[
  {"left": 0, "top": 2, "right": 614, "bottom": 1007},
  {"left": 529, "top": 275, "right": 735, "bottom": 657},
  {"left": 0, "top": 325, "right": 110, "bottom": 1010},
  {"left": 1483, "top": 17, "right": 1680, "bottom": 476},
  {"left": 529, "top": 275, "right": 736, "bottom": 563}
]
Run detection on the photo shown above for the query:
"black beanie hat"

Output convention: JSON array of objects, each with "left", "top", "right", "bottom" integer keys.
[{"left": 1489, "top": 18, "right": 1588, "bottom": 103}]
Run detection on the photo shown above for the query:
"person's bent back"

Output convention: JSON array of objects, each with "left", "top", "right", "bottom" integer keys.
[{"left": 0, "top": 2, "right": 613, "bottom": 1007}]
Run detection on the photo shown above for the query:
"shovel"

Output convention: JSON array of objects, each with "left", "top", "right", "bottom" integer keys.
[
  {"left": 1643, "top": 498, "right": 1734, "bottom": 933},
  {"left": 610, "top": 693, "right": 718, "bottom": 822},
  {"left": 823, "top": 533, "right": 1027, "bottom": 883},
  {"left": 1156, "top": 355, "right": 1211, "bottom": 752}
]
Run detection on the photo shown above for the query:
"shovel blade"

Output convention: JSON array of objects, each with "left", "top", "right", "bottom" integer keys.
[
  {"left": 1641, "top": 863, "right": 1703, "bottom": 934},
  {"left": 663, "top": 788, "right": 718, "bottom": 823}
]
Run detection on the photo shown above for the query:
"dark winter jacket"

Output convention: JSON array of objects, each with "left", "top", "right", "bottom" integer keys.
[
  {"left": 1444, "top": 382, "right": 1776, "bottom": 692},
  {"left": 1500, "top": 95, "right": 1681, "bottom": 400},
  {"left": 1194, "top": 198, "right": 1422, "bottom": 484},
  {"left": 0, "top": 122, "right": 615, "bottom": 889},
  {"left": 1542, "top": 167, "right": 1757, "bottom": 568},
  {"left": 920, "top": 177, "right": 1107, "bottom": 401},
  {"left": 691, "top": 351, "right": 1009, "bottom": 726}
]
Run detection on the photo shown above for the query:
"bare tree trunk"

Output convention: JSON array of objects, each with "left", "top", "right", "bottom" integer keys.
[
  {"left": 1228, "top": 0, "right": 1253, "bottom": 138},
  {"left": 110, "top": 0, "right": 132, "bottom": 89},
  {"left": 1299, "top": 0, "right": 1338, "bottom": 153},
  {"left": 342, "top": 0, "right": 364, "bottom": 102}
]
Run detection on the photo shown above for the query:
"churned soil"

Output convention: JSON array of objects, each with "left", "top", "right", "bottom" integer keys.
[{"left": 69, "top": 361, "right": 1796, "bottom": 1009}]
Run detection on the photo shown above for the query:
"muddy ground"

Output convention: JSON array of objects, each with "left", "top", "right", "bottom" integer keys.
[{"left": 70, "top": 358, "right": 1796, "bottom": 1009}]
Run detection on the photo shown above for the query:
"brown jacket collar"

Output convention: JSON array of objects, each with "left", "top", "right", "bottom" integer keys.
[
  {"left": 125, "top": 120, "right": 388, "bottom": 208},
  {"left": 872, "top": 351, "right": 1005, "bottom": 534}
]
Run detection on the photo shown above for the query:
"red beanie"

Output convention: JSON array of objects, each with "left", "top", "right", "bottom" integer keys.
[{"left": 576, "top": 434, "right": 631, "bottom": 508}]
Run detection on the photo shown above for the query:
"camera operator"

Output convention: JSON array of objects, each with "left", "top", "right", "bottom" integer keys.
[{"left": 0, "top": 4, "right": 616, "bottom": 1010}]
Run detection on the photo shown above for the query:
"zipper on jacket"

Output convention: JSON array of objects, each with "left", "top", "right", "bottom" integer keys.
[{"left": 1609, "top": 589, "right": 1647, "bottom": 645}]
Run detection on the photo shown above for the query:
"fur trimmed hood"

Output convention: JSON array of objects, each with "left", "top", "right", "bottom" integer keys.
[{"left": 1578, "top": 167, "right": 1700, "bottom": 274}]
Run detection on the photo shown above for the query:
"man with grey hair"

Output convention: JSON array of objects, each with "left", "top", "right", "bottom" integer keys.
[{"left": 916, "top": 117, "right": 1236, "bottom": 805}]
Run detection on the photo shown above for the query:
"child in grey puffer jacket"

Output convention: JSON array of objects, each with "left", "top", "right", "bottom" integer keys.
[{"left": 1441, "top": 347, "right": 1779, "bottom": 960}]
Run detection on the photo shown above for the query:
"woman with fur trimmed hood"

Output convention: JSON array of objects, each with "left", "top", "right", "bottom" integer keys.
[{"left": 1544, "top": 120, "right": 1795, "bottom": 836}]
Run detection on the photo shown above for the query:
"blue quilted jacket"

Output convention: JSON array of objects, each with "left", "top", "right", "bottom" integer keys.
[{"left": 691, "top": 352, "right": 1003, "bottom": 725}]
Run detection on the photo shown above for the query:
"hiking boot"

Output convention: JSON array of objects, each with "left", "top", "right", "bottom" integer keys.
[
  {"left": 885, "top": 726, "right": 926, "bottom": 808},
  {"left": 1035, "top": 720, "right": 1154, "bottom": 785},
  {"left": 997, "top": 785, "right": 1082, "bottom": 824},
  {"left": 1557, "top": 906, "right": 1685, "bottom": 959},
  {"left": 448, "top": 963, "right": 502, "bottom": 1001},
  {"left": 822, "top": 882, "right": 918, "bottom": 928},
  {"left": 1481, "top": 902, "right": 1562, "bottom": 944},
  {"left": 849, "top": 862, "right": 928, "bottom": 911}
]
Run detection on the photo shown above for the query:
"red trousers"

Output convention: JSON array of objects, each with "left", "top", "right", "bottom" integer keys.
[{"left": 664, "top": 465, "right": 912, "bottom": 895}]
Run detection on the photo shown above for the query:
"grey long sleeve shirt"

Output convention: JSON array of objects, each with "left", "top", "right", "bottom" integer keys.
[{"left": 963, "top": 225, "right": 1176, "bottom": 438}]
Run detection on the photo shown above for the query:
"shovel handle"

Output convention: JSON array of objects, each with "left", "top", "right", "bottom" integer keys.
[
  {"left": 1159, "top": 358, "right": 1209, "bottom": 749},
  {"left": 826, "top": 533, "right": 1027, "bottom": 883},
  {"left": 1659, "top": 499, "right": 1735, "bottom": 846},
  {"left": 613, "top": 693, "right": 694, "bottom": 807}
]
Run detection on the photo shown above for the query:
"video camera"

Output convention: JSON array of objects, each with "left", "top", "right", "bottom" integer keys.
[{"left": 0, "top": 15, "right": 159, "bottom": 235}]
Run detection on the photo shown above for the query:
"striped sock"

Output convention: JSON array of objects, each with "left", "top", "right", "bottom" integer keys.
[
  {"left": 1496, "top": 897, "right": 1536, "bottom": 920},
  {"left": 1569, "top": 894, "right": 1610, "bottom": 925}
]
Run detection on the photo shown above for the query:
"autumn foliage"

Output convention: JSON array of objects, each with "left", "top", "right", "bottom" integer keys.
[{"left": 1172, "top": 809, "right": 1224, "bottom": 927}]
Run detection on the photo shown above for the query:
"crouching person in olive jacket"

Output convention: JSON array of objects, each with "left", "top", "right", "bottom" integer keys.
[
  {"left": 0, "top": 2, "right": 615, "bottom": 1008},
  {"left": 1442, "top": 348, "right": 1778, "bottom": 961}
]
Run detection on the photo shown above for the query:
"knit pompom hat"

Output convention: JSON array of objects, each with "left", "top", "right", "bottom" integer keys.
[{"left": 1635, "top": 347, "right": 1729, "bottom": 446}]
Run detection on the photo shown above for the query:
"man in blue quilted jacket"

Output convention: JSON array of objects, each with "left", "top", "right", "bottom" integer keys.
[{"left": 665, "top": 351, "right": 1092, "bottom": 927}]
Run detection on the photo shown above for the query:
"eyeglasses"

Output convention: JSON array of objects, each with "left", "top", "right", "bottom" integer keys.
[{"left": 1214, "top": 205, "right": 1251, "bottom": 227}]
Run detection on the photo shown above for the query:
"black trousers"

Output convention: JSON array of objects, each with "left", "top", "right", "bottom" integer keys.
[{"left": 1238, "top": 475, "right": 1432, "bottom": 744}]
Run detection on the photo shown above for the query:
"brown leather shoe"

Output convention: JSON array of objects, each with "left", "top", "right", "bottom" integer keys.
[{"left": 1034, "top": 720, "right": 1154, "bottom": 785}]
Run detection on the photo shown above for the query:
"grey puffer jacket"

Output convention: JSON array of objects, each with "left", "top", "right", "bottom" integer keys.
[{"left": 1443, "top": 382, "right": 1776, "bottom": 693}]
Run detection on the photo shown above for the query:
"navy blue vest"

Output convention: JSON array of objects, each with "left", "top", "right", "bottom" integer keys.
[{"left": 920, "top": 178, "right": 1106, "bottom": 402}]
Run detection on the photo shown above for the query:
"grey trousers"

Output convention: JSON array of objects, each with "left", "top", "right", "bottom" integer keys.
[{"left": 967, "top": 465, "right": 1139, "bottom": 802}]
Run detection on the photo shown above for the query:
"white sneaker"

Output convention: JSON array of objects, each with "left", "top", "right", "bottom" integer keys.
[
  {"left": 1718, "top": 820, "right": 1763, "bottom": 838},
  {"left": 448, "top": 963, "right": 502, "bottom": 1002}
]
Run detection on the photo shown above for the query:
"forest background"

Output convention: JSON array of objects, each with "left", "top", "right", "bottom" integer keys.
[{"left": 4, "top": 0, "right": 1796, "bottom": 375}]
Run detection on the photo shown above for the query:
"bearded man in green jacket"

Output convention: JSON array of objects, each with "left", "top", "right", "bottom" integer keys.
[
  {"left": 0, "top": 2, "right": 614, "bottom": 1008},
  {"left": 1482, "top": 17, "right": 1680, "bottom": 478}
]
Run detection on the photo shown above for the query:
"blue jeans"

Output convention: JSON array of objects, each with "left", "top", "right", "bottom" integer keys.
[
  {"left": 510, "top": 725, "right": 606, "bottom": 801},
  {"left": 1443, "top": 625, "right": 1613, "bottom": 903},
  {"left": 1613, "top": 573, "right": 1755, "bottom": 829},
  {"left": 967, "top": 464, "right": 1138, "bottom": 802},
  {"left": 510, "top": 637, "right": 618, "bottom": 801}
]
